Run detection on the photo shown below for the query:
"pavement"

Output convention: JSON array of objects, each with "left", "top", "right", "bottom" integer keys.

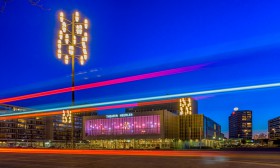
[{"left": 0, "top": 148, "right": 280, "bottom": 168}]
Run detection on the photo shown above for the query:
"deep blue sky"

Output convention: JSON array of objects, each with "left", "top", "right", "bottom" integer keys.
[{"left": 1, "top": 0, "right": 280, "bottom": 136}]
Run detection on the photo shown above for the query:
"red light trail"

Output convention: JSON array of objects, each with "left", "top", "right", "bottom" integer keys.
[
  {"left": 0, "top": 148, "right": 222, "bottom": 157},
  {"left": 0, "top": 64, "right": 206, "bottom": 104}
]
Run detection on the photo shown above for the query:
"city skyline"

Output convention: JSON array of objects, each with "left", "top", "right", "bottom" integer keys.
[{"left": 1, "top": 0, "right": 280, "bottom": 137}]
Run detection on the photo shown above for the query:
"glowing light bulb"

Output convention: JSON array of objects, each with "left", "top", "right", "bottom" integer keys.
[
  {"left": 80, "top": 56, "right": 84, "bottom": 65},
  {"left": 84, "top": 54, "right": 88, "bottom": 60},
  {"left": 57, "top": 49, "right": 62, "bottom": 59},
  {"left": 84, "top": 32, "right": 88, "bottom": 41},
  {"left": 64, "top": 55, "right": 69, "bottom": 64},
  {"left": 62, "top": 22, "right": 67, "bottom": 33},
  {"left": 75, "top": 11, "right": 80, "bottom": 22},
  {"left": 59, "top": 30, "right": 63, "bottom": 40},
  {"left": 65, "top": 34, "right": 69, "bottom": 44},
  {"left": 75, "top": 25, "right": 83, "bottom": 35},
  {"left": 83, "top": 49, "right": 87, "bottom": 55},
  {"left": 84, "top": 19, "right": 88, "bottom": 29},
  {"left": 59, "top": 12, "right": 64, "bottom": 22},
  {"left": 68, "top": 46, "right": 74, "bottom": 55},
  {"left": 82, "top": 42, "right": 86, "bottom": 48},
  {"left": 75, "top": 25, "right": 79, "bottom": 34},
  {"left": 73, "top": 35, "right": 76, "bottom": 45},
  {"left": 57, "top": 40, "right": 62, "bottom": 49}
]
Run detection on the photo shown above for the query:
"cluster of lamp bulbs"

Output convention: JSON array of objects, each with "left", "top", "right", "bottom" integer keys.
[
  {"left": 57, "top": 11, "right": 89, "bottom": 65},
  {"left": 62, "top": 110, "right": 72, "bottom": 124},
  {"left": 179, "top": 98, "right": 192, "bottom": 115}
]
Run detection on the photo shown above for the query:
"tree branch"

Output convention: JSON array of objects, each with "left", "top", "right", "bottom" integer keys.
[
  {"left": 29, "top": 0, "right": 50, "bottom": 11},
  {"left": 0, "top": 0, "right": 11, "bottom": 13},
  {"left": 0, "top": 0, "right": 50, "bottom": 13}
]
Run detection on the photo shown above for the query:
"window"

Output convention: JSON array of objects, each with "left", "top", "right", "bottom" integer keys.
[{"left": 242, "top": 116, "right": 247, "bottom": 121}]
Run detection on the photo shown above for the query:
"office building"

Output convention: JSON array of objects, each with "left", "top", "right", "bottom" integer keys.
[
  {"left": 0, "top": 104, "right": 88, "bottom": 148},
  {"left": 0, "top": 104, "right": 47, "bottom": 147},
  {"left": 229, "top": 109, "right": 252, "bottom": 139},
  {"left": 268, "top": 116, "right": 280, "bottom": 140}
]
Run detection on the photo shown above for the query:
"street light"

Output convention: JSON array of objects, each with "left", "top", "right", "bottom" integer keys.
[
  {"left": 56, "top": 11, "right": 89, "bottom": 148},
  {"left": 62, "top": 110, "right": 72, "bottom": 124},
  {"left": 272, "top": 128, "right": 276, "bottom": 140},
  {"left": 62, "top": 110, "right": 72, "bottom": 148}
]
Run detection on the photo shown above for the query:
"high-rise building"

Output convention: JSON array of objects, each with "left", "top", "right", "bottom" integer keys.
[
  {"left": 229, "top": 108, "right": 252, "bottom": 139},
  {"left": 268, "top": 116, "right": 280, "bottom": 140}
]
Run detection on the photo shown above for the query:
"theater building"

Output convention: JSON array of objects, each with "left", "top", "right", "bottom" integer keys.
[
  {"left": 83, "top": 98, "right": 223, "bottom": 149},
  {"left": 83, "top": 110, "right": 178, "bottom": 149}
]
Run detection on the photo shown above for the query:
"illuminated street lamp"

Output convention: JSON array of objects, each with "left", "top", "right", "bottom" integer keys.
[
  {"left": 62, "top": 110, "right": 71, "bottom": 147},
  {"left": 56, "top": 11, "right": 89, "bottom": 148},
  {"left": 272, "top": 128, "right": 276, "bottom": 139},
  {"left": 62, "top": 110, "right": 72, "bottom": 124}
]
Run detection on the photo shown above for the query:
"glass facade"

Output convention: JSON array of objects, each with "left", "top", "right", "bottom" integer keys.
[{"left": 85, "top": 115, "right": 160, "bottom": 136}]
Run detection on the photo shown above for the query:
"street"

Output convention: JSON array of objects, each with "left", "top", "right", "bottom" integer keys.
[{"left": 0, "top": 149, "right": 280, "bottom": 168}]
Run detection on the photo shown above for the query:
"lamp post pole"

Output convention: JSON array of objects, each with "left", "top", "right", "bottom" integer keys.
[
  {"left": 56, "top": 11, "right": 89, "bottom": 149},
  {"left": 71, "top": 12, "right": 76, "bottom": 149}
]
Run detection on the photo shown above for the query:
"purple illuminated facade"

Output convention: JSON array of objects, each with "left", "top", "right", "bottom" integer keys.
[{"left": 85, "top": 115, "right": 160, "bottom": 136}]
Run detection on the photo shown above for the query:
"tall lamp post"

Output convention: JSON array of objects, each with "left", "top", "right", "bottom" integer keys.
[{"left": 56, "top": 11, "right": 89, "bottom": 148}]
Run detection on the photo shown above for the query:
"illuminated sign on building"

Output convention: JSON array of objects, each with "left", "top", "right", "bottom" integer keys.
[{"left": 106, "top": 113, "right": 133, "bottom": 118}]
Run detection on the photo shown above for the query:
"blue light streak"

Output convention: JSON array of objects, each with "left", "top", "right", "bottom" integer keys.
[{"left": 1, "top": 82, "right": 280, "bottom": 117}]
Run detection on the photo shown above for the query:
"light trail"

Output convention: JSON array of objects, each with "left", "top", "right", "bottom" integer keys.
[
  {"left": 0, "top": 99, "right": 178, "bottom": 120},
  {"left": 0, "top": 148, "right": 222, "bottom": 157},
  {"left": 1, "top": 82, "right": 280, "bottom": 118},
  {"left": 0, "top": 64, "right": 206, "bottom": 104}
]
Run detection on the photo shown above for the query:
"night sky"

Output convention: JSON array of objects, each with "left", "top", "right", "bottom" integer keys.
[{"left": 1, "top": 0, "right": 280, "bottom": 137}]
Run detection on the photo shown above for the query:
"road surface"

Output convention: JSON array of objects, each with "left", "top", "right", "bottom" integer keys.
[{"left": 0, "top": 148, "right": 279, "bottom": 168}]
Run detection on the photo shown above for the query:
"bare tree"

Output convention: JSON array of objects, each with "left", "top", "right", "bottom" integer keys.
[{"left": 0, "top": 0, "right": 50, "bottom": 13}]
